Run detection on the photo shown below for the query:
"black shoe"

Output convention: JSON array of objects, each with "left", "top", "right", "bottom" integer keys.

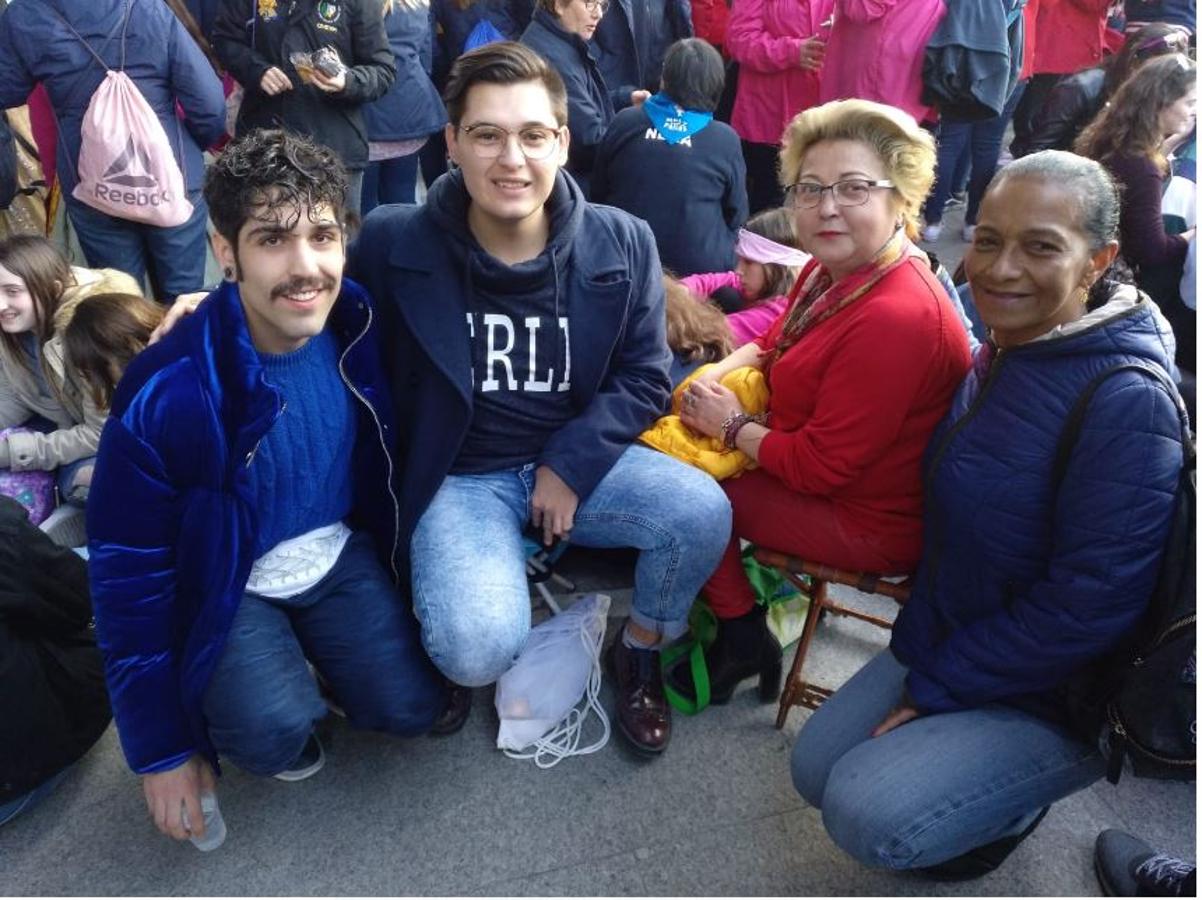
[
  {"left": 430, "top": 682, "right": 472, "bottom": 736},
  {"left": 1095, "top": 829, "right": 1197, "bottom": 897},
  {"left": 665, "top": 605, "right": 782, "bottom": 706},
  {"left": 920, "top": 806, "right": 1050, "bottom": 881},
  {"left": 607, "top": 631, "right": 671, "bottom": 755}
]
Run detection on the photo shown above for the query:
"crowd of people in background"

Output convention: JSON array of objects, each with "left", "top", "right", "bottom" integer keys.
[{"left": 0, "top": 0, "right": 1196, "bottom": 893}]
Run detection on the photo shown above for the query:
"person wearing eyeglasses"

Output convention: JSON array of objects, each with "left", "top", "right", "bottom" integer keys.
[
  {"left": 347, "top": 42, "right": 732, "bottom": 755},
  {"left": 668, "top": 99, "right": 971, "bottom": 709},
  {"left": 520, "top": 0, "right": 625, "bottom": 194}
]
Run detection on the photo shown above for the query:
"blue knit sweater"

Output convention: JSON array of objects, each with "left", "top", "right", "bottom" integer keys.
[{"left": 248, "top": 330, "right": 355, "bottom": 557}]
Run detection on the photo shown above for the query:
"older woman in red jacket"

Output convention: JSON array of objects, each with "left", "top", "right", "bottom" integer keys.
[{"left": 672, "top": 99, "right": 972, "bottom": 704}]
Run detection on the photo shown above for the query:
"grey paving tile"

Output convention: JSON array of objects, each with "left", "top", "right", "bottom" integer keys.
[
  {"left": 470, "top": 851, "right": 649, "bottom": 897},
  {"left": 2, "top": 569, "right": 1194, "bottom": 897}
]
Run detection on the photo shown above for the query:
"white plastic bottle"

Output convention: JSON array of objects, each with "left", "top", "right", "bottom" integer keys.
[{"left": 181, "top": 792, "right": 227, "bottom": 851}]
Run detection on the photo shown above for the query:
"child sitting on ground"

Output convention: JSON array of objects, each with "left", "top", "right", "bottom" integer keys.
[
  {"left": 0, "top": 236, "right": 145, "bottom": 512},
  {"left": 679, "top": 208, "right": 810, "bottom": 345},
  {"left": 664, "top": 275, "right": 734, "bottom": 385},
  {"left": 62, "top": 292, "right": 165, "bottom": 415}
]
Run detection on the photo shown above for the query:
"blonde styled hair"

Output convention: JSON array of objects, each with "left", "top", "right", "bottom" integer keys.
[{"left": 778, "top": 99, "right": 937, "bottom": 240}]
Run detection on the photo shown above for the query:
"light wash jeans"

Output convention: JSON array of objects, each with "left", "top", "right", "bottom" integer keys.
[
  {"left": 791, "top": 649, "right": 1105, "bottom": 870},
  {"left": 410, "top": 445, "right": 732, "bottom": 686}
]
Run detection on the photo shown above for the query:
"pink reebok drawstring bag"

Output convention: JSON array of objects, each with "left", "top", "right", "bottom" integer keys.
[{"left": 49, "top": 0, "right": 193, "bottom": 227}]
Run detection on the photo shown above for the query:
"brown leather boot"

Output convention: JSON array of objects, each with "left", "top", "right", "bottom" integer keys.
[{"left": 608, "top": 631, "right": 671, "bottom": 756}]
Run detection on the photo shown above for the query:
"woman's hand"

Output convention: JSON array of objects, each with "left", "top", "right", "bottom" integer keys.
[
  {"left": 680, "top": 379, "right": 743, "bottom": 439},
  {"left": 872, "top": 703, "right": 921, "bottom": 737},
  {"left": 630, "top": 90, "right": 651, "bottom": 107},
  {"left": 531, "top": 465, "right": 578, "bottom": 546},
  {"left": 799, "top": 36, "right": 826, "bottom": 71}
]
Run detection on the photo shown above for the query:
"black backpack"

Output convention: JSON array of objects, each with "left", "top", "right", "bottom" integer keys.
[{"left": 1056, "top": 362, "right": 1195, "bottom": 784}]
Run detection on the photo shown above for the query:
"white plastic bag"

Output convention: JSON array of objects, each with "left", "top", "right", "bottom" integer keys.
[{"left": 496, "top": 593, "right": 611, "bottom": 767}]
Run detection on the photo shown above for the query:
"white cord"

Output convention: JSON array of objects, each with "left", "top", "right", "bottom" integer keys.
[{"left": 502, "top": 606, "right": 610, "bottom": 768}]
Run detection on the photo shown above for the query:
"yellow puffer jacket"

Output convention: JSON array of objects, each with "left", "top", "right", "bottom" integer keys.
[{"left": 639, "top": 365, "right": 769, "bottom": 481}]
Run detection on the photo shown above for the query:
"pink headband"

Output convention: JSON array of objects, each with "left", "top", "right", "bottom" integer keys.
[{"left": 735, "top": 229, "right": 810, "bottom": 267}]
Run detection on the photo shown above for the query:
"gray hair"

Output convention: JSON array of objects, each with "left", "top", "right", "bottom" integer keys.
[{"left": 988, "top": 150, "right": 1121, "bottom": 250}]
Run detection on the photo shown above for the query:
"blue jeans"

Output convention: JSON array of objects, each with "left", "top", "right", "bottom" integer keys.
[
  {"left": 361, "top": 153, "right": 421, "bottom": 215},
  {"left": 924, "top": 82, "right": 1027, "bottom": 227},
  {"left": 791, "top": 649, "right": 1105, "bottom": 870},
  {"left": 65, "top": 192, "right": 209, "bottom": 302},
  {"left": 21, "top": 417, "right": 94, "bottom": 505},
  {"left": 202, "top": 532, "right": 445, "bottom": 776},
  {"left": 0, "top": 768, "right": 70, "bottom": 827},
  {"left": 410, "top": 444, "right": 732, "bottom": 686}
]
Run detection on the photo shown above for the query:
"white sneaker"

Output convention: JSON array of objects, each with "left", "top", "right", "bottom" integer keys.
[
  {"left": 921, "top": 223, "right": 943, "bottom": 242},
  {"left": 273, "top": 734, "right": 325, "bottom": 782},
  {"left": 961, "top": 224, "right": 976, "bottom": 242}
]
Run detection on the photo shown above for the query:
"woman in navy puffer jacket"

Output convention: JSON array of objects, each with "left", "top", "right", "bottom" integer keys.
[
  {"left": 791, "top": 151, "right": 1184, "bottom": 878},
  {"left": 362, "top": 0, "right": 448, "bottom": 212}
]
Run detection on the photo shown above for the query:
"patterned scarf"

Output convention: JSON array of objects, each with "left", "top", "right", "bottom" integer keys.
[{"left": 771, "top": 228, "right": 914, "bottom": 366}]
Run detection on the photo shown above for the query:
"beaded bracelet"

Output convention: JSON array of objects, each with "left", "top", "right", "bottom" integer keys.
[{"left": 720, "top": 411, "right": 767, "bottom": 450}]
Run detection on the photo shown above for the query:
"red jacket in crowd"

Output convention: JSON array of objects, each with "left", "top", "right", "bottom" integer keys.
[
  {"left": 1032, "top": 0, "right": 1112, "bottom": 76},
  {"left": 691, "top": 0, "right": 731, "bottom": 51}
]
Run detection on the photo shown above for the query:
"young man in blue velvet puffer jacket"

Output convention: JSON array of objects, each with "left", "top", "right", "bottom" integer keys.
[{"left": 86, "top": 130, "right": 444, "bottom": 847}]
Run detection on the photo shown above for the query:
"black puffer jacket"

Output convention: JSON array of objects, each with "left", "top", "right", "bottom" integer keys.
[
  {"left": 0, "top": 498, "right": 111, "bottom": 802},
  {"left": 1016, "top": 66, "right": 1104, "bottom": 157},
  {"left": 213, "top": 0, "right": 396, "bottom": 170}
]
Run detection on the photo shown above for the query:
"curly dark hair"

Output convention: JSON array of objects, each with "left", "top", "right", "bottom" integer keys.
[{"left": 204, "top": 129, "right": 349, "bottom": 246}]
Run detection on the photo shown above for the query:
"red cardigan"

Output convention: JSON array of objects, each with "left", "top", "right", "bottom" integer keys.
[{"left": 754, "top": 258, "right": 972, "bottom": 568}]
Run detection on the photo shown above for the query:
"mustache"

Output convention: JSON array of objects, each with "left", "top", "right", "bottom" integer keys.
[{"left": 271, "top": 276, "right": 337, "bottom": 300}]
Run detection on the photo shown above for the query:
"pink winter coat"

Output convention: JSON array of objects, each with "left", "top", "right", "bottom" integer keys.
[
  {"left": 818, "top": 0, "right": 946, "bottom": 123},
  {"left": 726, "top": 0, "right": 835, "bottom": 145}
]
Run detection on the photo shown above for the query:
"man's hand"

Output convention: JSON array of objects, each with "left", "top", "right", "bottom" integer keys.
[
  {"left": 679, "top": 379, "right": 743, "bottom": 439},
  {"left": 531, "top": 465, "right": 579, "bottom": 547},
  {"left": 149, "top": 292, "right": 207, "bottom": 345},
  {"left": 872, "top": 703, "right": 920, "bottom": 738},
  {"left": 142, "top": 756, "right": 216, "bottom": 841},
  {"left": 260, "top": 66, "right": 294, "bottom": 96},
  {"left": 630, "top": 90, "right": 651, "bottom": 107}
]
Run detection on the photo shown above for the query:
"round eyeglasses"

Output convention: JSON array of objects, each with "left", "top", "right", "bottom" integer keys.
[
  {"left": 581, "top": 0, "right": 610, "bottom": 12},
  {"left": 459, "top": 124, "right": 563, "bottom": 161},
  {"left": 785, "top": 178, "right": 896, "bottom": 209}
]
